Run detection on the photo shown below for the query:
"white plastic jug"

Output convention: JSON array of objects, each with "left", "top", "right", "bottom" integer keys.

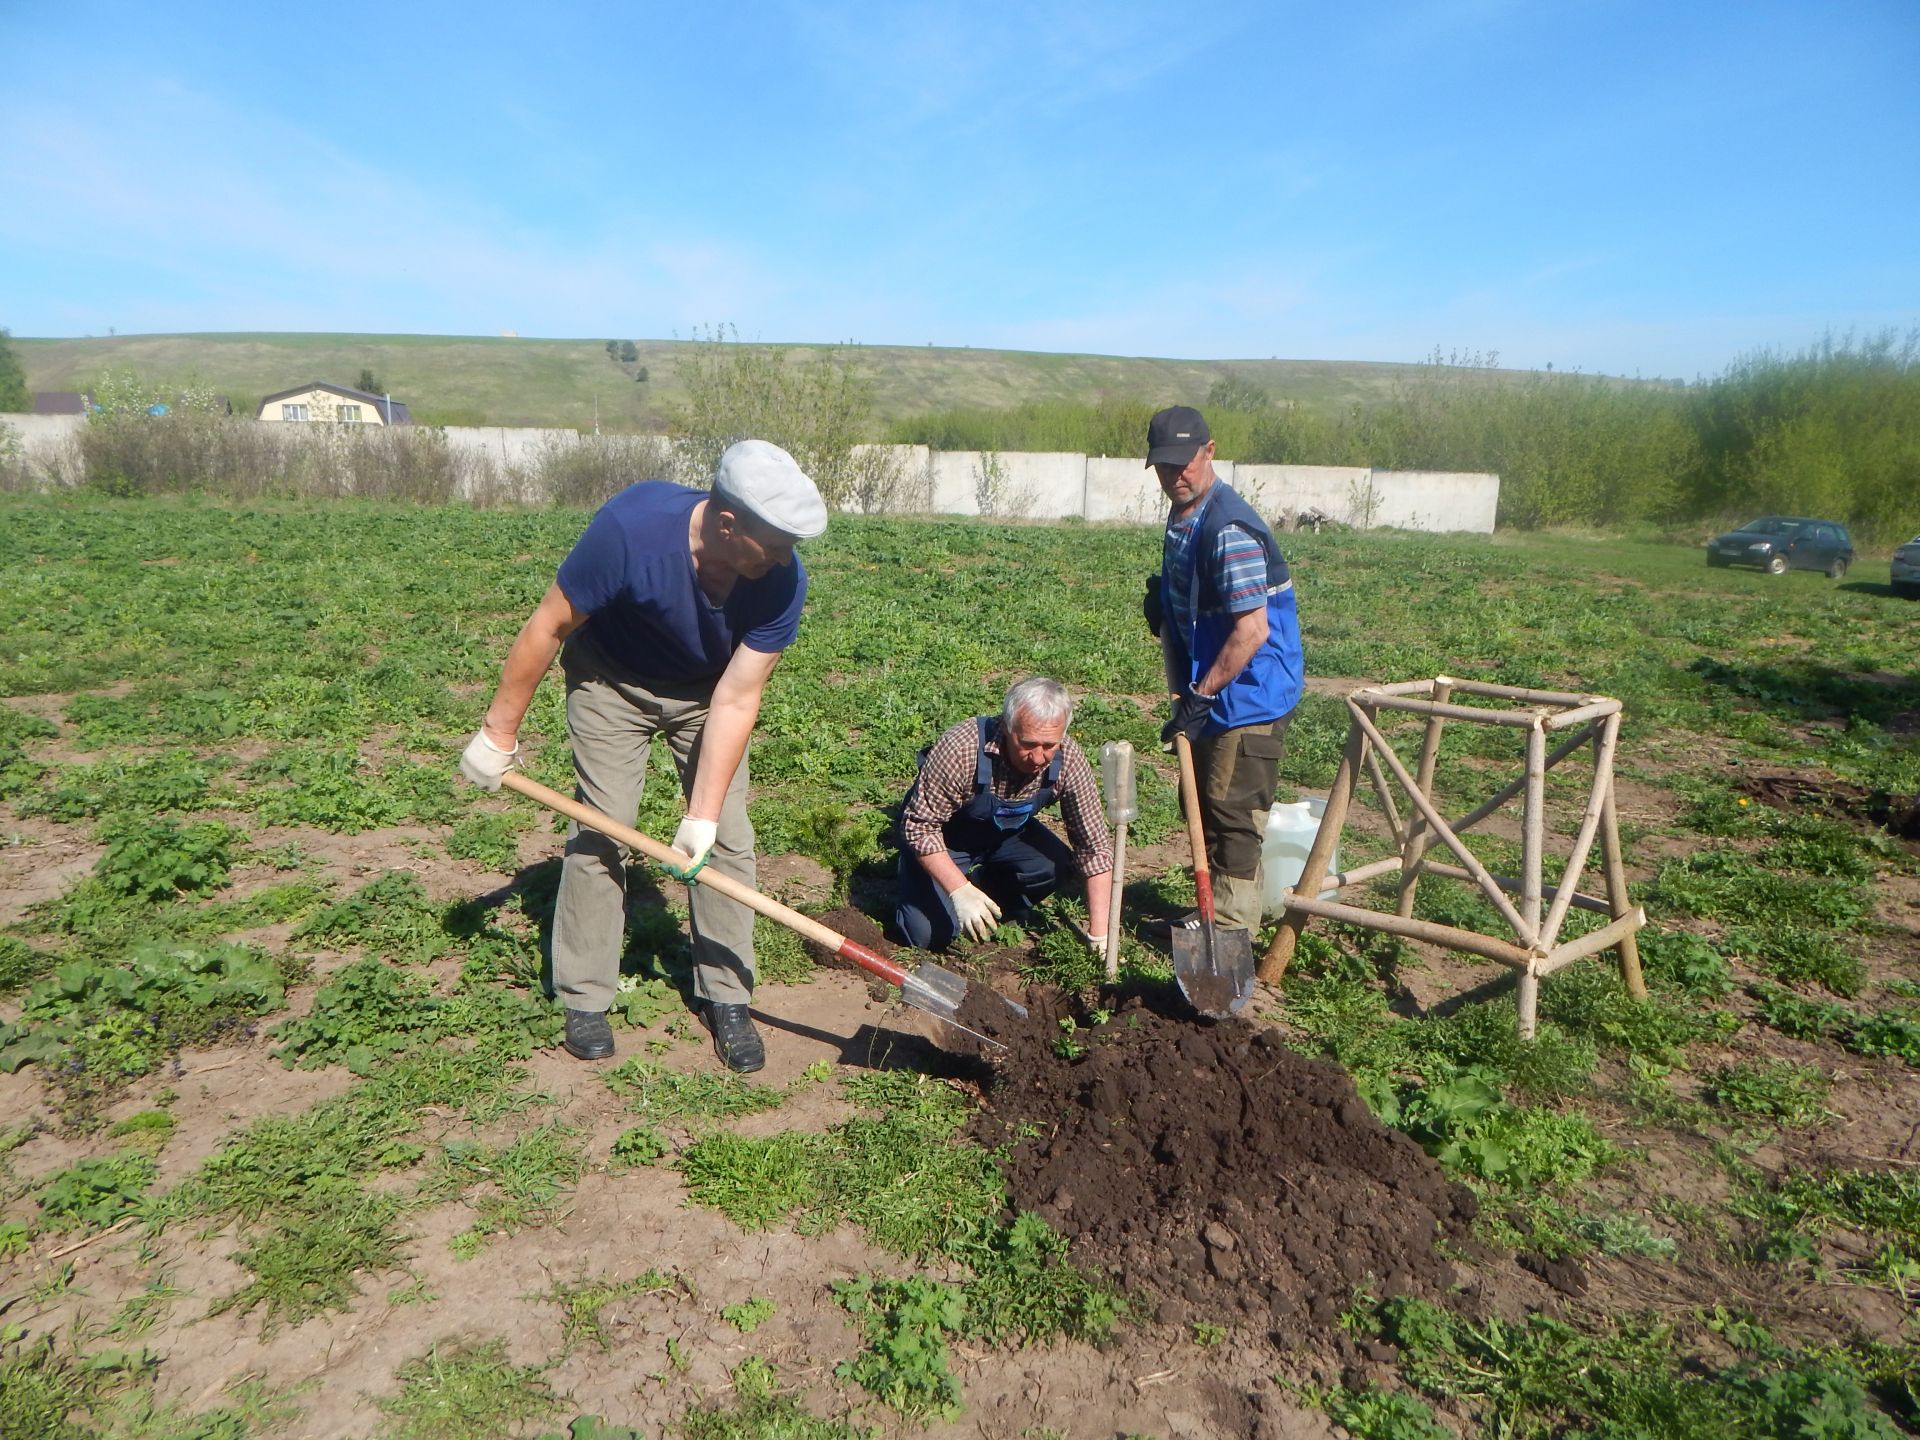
[{"left": 1261, "top": 796, "right": 1339, "bottom": 917}]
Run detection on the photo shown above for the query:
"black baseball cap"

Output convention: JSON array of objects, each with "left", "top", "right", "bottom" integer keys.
[{"left": 1145, "top": 405, "right": 1210, "bottom": 467}]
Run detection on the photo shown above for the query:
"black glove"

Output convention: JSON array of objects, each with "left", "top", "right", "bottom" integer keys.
[
  {"left": 1141, "top": 574, "right": 1163, "bottom": 638},
  {"left": 1160, "top": 690, "right": 1213, "bottom": 748}
]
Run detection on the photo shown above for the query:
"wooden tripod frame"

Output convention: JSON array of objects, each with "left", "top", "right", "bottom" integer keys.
[{"left": 1260, "top": 677, "right": 1646, "bottom": 1038}]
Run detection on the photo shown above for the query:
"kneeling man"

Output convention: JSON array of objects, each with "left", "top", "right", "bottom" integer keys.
[{"left": 894, "top": 678, "right": 1112, "bottom": 951}]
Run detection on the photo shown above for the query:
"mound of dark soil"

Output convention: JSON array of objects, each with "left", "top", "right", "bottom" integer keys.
[
  {"left": 971, "top": 987, "right": 1477, "bottom": 1333},
  {"left": 1739, "top": 769, "right": 1920, "bottom": 840}
]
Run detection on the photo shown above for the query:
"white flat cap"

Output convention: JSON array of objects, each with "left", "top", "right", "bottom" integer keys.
[{"left": 713, "top": 439, "right": 828, "bottom": 540}]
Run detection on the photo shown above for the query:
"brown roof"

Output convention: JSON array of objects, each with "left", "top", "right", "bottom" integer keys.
[{"left": 32, "top": 391, "right": 89, "bottom": 414}]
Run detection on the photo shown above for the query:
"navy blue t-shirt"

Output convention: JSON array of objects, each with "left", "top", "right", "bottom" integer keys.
[{"left": 555, "top": 482, "right": 807, "bottom": 683}]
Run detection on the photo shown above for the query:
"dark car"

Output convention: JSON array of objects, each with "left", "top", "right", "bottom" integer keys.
[
  {"left": 1892, "top": 534, "right": 1920, "bottom": 598},
  {"left": 1706, "top": 516, "right": 1854, "bottom": 578}
]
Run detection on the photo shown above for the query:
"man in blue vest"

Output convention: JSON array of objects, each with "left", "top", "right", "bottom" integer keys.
[
  {"left": 893, "top": 678, "right": 1113, "bottom": 952},
  {"left": 1147, "top": 405, "right": 1305, "bottom": 934}
]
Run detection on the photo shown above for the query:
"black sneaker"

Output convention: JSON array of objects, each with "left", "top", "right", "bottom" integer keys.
[
  {"left": 562, "top": 1008, "right": 615, "bottom": 1060},
  {"left": 705, "top": 1002, "right": 765, "bottom": 1073}
]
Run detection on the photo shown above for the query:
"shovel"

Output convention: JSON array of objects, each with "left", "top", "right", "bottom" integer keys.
[
  {"left": 1171, "top": 733, "right": 1256, "bottom": 1018},
  {"left": 499, "top": 772, "right": 1028, "bottom": 1050}
]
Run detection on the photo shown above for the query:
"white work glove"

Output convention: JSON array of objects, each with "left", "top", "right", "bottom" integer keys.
[
  {"left": 459, "top": 728, "right": 519, "bottom": 791},
  {"left": 670, "top": 816, "right": 718, "bottom": 879},
  {"left": 949, "top": 882, "right": 1003, "bottom": 943}
]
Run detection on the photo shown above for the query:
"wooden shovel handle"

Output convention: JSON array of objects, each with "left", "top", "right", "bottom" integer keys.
[
  {"left": 1173, "top": 732, "right": 1217, "bottom": 921},
  {"left": 498, "top": 771, "right": 913, "bottom": 989}
]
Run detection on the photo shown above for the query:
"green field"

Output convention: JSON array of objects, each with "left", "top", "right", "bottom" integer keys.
[
  {"left": 2, "top": 497, "right": 1918, "bottom": 1438},
  {"left": 15, "top": 331, "right": 1520, "bottom": 431}
]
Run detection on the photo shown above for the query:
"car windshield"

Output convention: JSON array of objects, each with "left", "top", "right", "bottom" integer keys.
[{"left": 1742, "top": 517, "right": 1803, "bottom": 536}]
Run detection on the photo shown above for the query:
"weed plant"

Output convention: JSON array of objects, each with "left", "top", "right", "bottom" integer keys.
[
  {"left": 833, "top": 1274, "right": 966, "bottom": 1422},
  {"left": 1, "top": 941, "right": 288, "bottom": 1118},
  {"left": 374, "top": 1338, "right": 561, "bottom": 1440},
  {"left": 542, "top": 1270, "right": 681, "bottom": 1353},
  {"left": 35, "top": 1151, "right": 156, "bottom": 1232},
  {"left": 603, "top": 1058, "right": 785, "bottom": 1127},
  {"left": 1704, "top": 1060, "right": 1833, "bottom": 1125},
  {"left": 679, "top": 1360, "right": 874, "bottom": 1440}
]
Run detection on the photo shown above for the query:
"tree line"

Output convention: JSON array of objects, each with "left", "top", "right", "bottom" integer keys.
[{"left": 887, "top": 334, "right": 1920, "bottom": 542}]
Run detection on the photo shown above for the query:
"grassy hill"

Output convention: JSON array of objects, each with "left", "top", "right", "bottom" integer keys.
[{"left": 14, "top": 331, "right": 1530, "bottom": 433}]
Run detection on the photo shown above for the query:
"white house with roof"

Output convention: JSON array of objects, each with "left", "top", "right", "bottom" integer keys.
[{"left": 256, "top": 381, "right": 411, "bottom": 426}]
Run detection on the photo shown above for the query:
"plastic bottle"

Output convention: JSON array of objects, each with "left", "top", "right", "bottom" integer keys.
[{"left": 1261, "top": 795, "right": 1338, "bottom": 917}]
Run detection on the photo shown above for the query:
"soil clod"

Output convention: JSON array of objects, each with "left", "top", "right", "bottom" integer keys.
[{"left": 972, "top": 987, "right": 1477, "bottom": 1335}]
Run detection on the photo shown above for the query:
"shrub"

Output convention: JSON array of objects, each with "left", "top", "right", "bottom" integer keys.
[{"left": 672, "top": 328, "right": 907, "bottom": 512}]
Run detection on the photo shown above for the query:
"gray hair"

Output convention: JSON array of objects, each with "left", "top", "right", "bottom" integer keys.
[{"left": 1001, "top": 677, "right": 1073, "bottom": 733}]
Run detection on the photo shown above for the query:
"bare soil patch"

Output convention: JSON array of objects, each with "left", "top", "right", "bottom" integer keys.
[{"left": 971, "top": 987, "right": 1477, "bottom": 1336}]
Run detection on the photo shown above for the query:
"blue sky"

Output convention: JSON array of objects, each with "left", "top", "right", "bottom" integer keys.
[{"left": 2, "top": 0, "right": 1914, "bottom": 379}]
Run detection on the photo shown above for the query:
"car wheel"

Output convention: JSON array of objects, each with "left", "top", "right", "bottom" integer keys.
[
  {"left": 1827, "top": 558, "right": 1848, "bottom": 580},
  {"left": 1766, "top": 554, "right": 1788, "bottom": 575}
]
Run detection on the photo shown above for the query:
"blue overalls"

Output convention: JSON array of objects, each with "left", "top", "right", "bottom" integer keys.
[{"left": 892, "top": 717, "right": 1077, "bottom": 951}]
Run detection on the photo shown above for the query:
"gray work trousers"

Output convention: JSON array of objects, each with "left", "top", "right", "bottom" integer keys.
[{"left": 550, "top": 634, "right": 756, "bottom": 1013}]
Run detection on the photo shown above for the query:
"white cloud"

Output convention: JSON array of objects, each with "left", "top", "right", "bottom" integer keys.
[{"left": 0, "top": 83, "right": 788, "bottom": 337}]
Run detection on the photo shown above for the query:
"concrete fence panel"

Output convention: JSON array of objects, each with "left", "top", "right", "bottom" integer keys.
[
  {"left": 1369, "top": 470, "right": 1501, "bottom": 533},
  {"left": 1233, "top": 465, "right": 1373, "bottom": 528},
  {"left": 2, "top": 417, "right": 1499, "bottom": 533}
]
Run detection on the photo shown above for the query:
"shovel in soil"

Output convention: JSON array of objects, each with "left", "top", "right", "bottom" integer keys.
[
  {"left": 498, "top": 772, "right": 1027, "bottom": 1051},
  {"left": 1171, "top": 733, "right": 1256, "bottom": 1019}
]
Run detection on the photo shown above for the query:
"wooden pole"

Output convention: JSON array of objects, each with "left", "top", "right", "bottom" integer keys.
[
  {"left": 501, "top": 773, "right": 916, "bottom": 986},
  {"left": 1417, "top": 861, "right": 1610, "bottom": 915},
  {"left": 1363, "top": 731, "right": 1407, "bottom": 845},
  {"left": 1545, "top": 698, "right": 1622, "bottom": 732},
  {"left": 1396, "top": 676, "right": 1452, "bottom": 918},
  {"left": 1260, "top": 720, "right": 1366, "bottom": 983},
  {"left": 1361, "top": 694, "right": 1544, "bottom": 728},
  {"left": 1440, "top": 722, "right": 1597, "bottom": 840},
  {"left": 1327, "top": 855, "right": 1406, "bottom": 890},
  {"left": 1538, "top": 711, "right": 1619, "bottom": 949},
  {"left": 1448, "top": 680, "right": 1601, "bottom": 706},
  {"left": 1347, "top": 702, "right": 1533, "bottom": 944},
  {"left": 1536, "top": 908, "right": 1648, "bottom": 976},
  {"left": 1597, "top": 746, "right": 1647, "bottom": 999},
  {"left": 1517, "top": 718, "right": 1547, "bottom": 1038},
  {"left": 1268, "top": 890, "right": 1537, "bottom": 969}
]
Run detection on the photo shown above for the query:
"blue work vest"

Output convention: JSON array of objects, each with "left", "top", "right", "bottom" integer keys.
[
  {"left": 912, "top": 717, "right": 1062, "bottom": 848},
  {"left": 1161, "top": 481, "right": 1305, "bottom": 733}
]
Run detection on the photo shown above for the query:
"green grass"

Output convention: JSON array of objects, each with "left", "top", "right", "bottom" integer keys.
[
  {"left": 1704, "top": 1060, "right": 1833, "bottom": 1125},
  {"left": 34, "top": 1151, "right": 156, "bottom": 1232},
  {"left": 3, "top": 499, "right": 1919, "bottom": 1435},
  {"left": 679, "top": 1359, "right": 873, "bottom": 1439},
  {"left": 429, "top": 1122, "right": 586, "bottom": 1257},
  {"left": 602, "top": 1058, "right": 786, "bottom": 1126},
  {"left": 374, "top": 1338, "right": 561, "bottom": 1440}
]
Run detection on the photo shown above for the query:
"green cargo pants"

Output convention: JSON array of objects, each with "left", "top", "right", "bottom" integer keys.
[
  {"left": 550, "top": 632, "right": 757, "bottom": 1013},
  {"left": 1192, "top": 712, "right": 1293, "bottom": 933}
]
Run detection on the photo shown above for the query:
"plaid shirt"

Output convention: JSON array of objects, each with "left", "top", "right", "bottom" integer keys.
[{"left": 902, "top": 719, "right": 1114, "bottom": 875}]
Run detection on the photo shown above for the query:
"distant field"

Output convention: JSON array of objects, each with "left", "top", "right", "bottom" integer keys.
[{"left": 15, "top": 331, "right": 1540, "bottom": 432}]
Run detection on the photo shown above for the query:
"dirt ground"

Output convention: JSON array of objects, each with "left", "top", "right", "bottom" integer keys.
[{"left": 6, "top": 716, "right": 1919, "bottom": 1439}]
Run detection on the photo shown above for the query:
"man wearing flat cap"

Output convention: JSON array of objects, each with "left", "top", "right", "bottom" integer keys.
[
  {"left": 460, "top": 439, "right": 828, "bottom": 1072},
  {"left": 1145, "top": 405, "right": 1305, "bottom": 935}
]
